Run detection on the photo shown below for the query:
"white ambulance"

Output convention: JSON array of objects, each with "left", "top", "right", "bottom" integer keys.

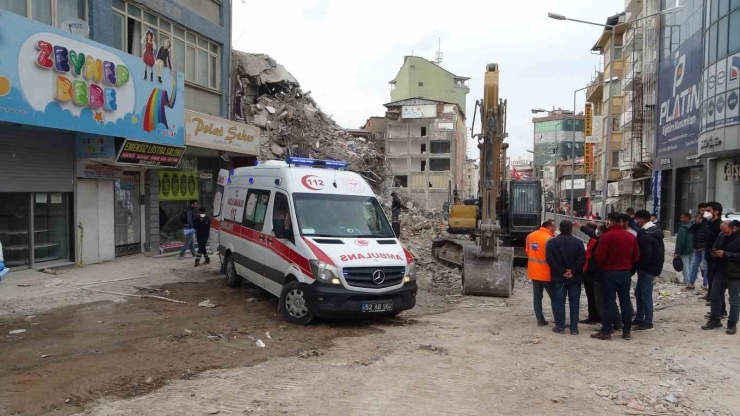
[{"left": 211, "top": 157, "right": 417, "bottom": 324}]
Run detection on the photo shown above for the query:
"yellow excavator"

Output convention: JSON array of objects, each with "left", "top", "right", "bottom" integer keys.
[{"left": 432, "top": 64, "right": 514, "bottom": 297}]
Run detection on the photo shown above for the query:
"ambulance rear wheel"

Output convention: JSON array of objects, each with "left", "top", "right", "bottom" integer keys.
[
  {"left": 280, "top": 281, "right": 314, "bottom": 325},
  {"left": 225, "top": 255, "right": 243, "bottom": 288}
]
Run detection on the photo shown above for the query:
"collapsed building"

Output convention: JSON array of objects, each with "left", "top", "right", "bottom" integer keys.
[{"left": 230, "top": 51, "right": 386, "bottom": 191}]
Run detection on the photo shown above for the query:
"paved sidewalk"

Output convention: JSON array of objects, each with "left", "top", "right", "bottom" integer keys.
[{"left": 0, "top": 254, "right": 221, "bottom": 319}]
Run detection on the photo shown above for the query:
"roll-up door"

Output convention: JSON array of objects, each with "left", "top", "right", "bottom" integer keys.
[{"left": 0, "top": 128, "right": 74, "bottom": 192}]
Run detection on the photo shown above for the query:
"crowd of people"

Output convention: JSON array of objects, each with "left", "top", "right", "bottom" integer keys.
[{"left": 525, "top": 202, "right": 740, "bottom": 339}]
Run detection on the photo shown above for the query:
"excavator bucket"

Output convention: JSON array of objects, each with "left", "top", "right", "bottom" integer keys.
[{"left": 462, "top": 245, "right": 514, "bottom": 297}]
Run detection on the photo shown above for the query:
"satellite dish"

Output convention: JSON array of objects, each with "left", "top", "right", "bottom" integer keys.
[{"left": 60, "top": 18, "right": 90, "bottom": 38}]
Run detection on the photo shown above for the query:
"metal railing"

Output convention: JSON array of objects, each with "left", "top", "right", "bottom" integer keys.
[{"left": 545, "top": 213, "right": 606, "bottom": 244}]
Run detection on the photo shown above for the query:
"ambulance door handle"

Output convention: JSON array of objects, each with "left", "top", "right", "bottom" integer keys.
[
  {"left": 267, "top": 237, "right": 273, "bottom": 244},
  {"left": 259, "top": 234, "right": 265, "bottom": 242}
]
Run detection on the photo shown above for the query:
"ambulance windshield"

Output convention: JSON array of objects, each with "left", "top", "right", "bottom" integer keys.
[{"left": 293, "top": 193, "right": 395, "bottom": 238}]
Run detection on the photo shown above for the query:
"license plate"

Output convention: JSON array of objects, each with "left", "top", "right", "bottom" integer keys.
[{"left": 361, "top": 301, "right": 394, "bottom": 313}]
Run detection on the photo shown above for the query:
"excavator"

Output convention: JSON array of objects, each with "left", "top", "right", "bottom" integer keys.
[{"left": 431, "top": 64, "right": 515, "bottom": 297}]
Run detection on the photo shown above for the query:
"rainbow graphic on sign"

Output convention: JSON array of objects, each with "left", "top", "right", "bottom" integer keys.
[{"left": 143, "top": 76, "right": 178, "bottom": 133}]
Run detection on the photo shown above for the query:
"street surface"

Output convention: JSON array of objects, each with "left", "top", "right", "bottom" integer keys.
[{"left": 0, "top": 255, "right": 738, "bottom": 415}]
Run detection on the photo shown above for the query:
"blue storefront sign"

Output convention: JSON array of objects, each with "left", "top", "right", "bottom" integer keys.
[
  {"left": 74, "top": 134, "right": 116, "bottom": 158},
  {"left": 656, "top": 31, "right": 703, "bottom": 158},
  {"left": 652, "top": 170, "right": 662, "bottom": 220},
  {"left": 0, "top": 11, "right": 184, "bottom": 146}
]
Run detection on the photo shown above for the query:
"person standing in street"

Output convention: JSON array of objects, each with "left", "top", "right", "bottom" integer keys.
[
  {"left": 675, "top": 213, "right": 695, "bottom": 288},
  {"left": 690, "top": 203, "right": 710, "bottom": 290},
  {"left": 705, "top": 220, "right": 740, "bottom": 334},
  {"left": 620, "top": 213, "right": 637, "bottom": 237},
  {"left": 193, "top": 208, "right": 211, "bottom": 267},
  {"left": 633, "top": 210, "right": 664, "bottom": 332},
  {"left": 626, "top": 208, "right": 640, "bottom": 233},
  {"left": 545, "top": 220, "right": 586, "bottom": 335},
  {"left": 178, "top": 200, "right": 198, "bottom": 259},
  {"left": 574, "top": 221, "right": 601, "bottom": 325},
  {"left": 705, "top": 202, "right": 726, "bottom": 317},
  {"left": 592, "top": 212, "right": 640, "bottom": 341},
  {"left": 391, "top": 192, "right": 406, "bottom": 238},
  {"left": 525, "top": 220, "right": 557, "bottom": 327},
  {"left": 703, "top": 221, "right": 737, "bottom": 331}
]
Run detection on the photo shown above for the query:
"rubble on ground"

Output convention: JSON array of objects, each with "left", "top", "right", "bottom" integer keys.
[{"left": 231, "top": 51, "right": 386, "bottom": 190}]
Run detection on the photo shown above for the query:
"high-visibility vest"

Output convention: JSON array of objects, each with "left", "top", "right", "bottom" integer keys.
[{"left": 525, "top": 227, "right": 555, "bottom": 281}]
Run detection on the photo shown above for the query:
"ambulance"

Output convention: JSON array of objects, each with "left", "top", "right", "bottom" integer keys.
[{"left": 211, "top": 158, "right": 417, "bottom": 324}]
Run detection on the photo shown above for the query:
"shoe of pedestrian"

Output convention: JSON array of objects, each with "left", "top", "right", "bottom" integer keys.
[
  {"left": 178, "top": 256, "right": 185, "bottom": 260},
  {"left": 705, "top": 301, "right": 711, "bottom": 306},
  {"left": 727, "top": 321, "right": 737, "bottom": 335},
  {"left": 552, "top": 327, "right": 565, "bottom": 335},
  {"left": 622, "top": 332, "right": 632, "bottom": 340},
  {"left": 537, "top": 320, "right": 549, "bottom": 327},
  {"left": 701, "top": 319, "right": 723, "bottom": 330},
  {"left": 631, "top": 319, "right": 643, "bottom": 327},
  {"left": 634, "top": 324, "right": 654, "bottom": 332},
  {"left": 204, "top": 258, "right": 211, "bottom": 265},
  {"left": 579, "top": 319, "right": 599, "bottom": 325},
  {"left": 194, "top": 259, "right": 200, "bottom": 267},
  {"left": 590, "top": 331, "right": 612, "bottom": 340},
  {"left": 570, "top": 328, "right": 579, "bottom": 335}
]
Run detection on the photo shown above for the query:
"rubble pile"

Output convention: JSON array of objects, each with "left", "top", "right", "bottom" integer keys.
[{"left": 232, "top": 51, "right": 386, "bottom": 188}]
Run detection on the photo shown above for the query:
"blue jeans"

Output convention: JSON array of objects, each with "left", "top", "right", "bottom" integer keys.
[
  {"left": 601, "top": 271, "right": 634, "bottom": 334},
  {"left": 689, "top": 250, "right": 707, "bottom": 286},
  {"left": 680, "top": 254, "right": 692, "bottom": 284},
  {"left": 179, "top": 231, "right": 196, "bottom": 257},
  {"left": 635, "top": 271, "right": 655, "bottom": 326},
  {"left": 532, "top": 280, "right": 554, "bottom": 322},
  {"left": 552, "top": 282, "right": 581, "bottom": 331}
]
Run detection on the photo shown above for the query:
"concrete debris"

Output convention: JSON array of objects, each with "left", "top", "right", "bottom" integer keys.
[
  {"left": 270, "top": 143, "right": 284, "bottom": 157},
  {"left": 198, "top": 299, "right": 218, "bottom": 308},
  {"left": 256, "top": 339, "right": 266, "bottom": 348},
  {"left": 41, "top": 354, "right": 54, "bottom": 358},
  {"left": 664, "top": 394, "right": 677, "bottom": 403},
  {"left": 9, "top": 329, "right": 26, "bottom": 334},
  {"left": 266, "top": 331, "right": 272, "bottom": 340}
]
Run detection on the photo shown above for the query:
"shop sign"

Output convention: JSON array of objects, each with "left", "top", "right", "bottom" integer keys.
[
  {"left": 723, "top": 163, "right": 740, "bottom": 180},
  {"left": 652, "top": 171, "right": 662, "bottom": 217},
  {"left": 185, "top": 111, "right": 260, "bottom": 155},
  {"left": 0, "top": 11, "right": 184, "bottom": 146},
  {"left": 75, "top": 134, "right": 116, "bottom": 158},
  {"left": 159, "top": 170, "right": 199, "bottom": 201},
  {"left": 699, "top": 136, "right": 722, "bottom": 150},
  {"left": 584, "top": 143, "right": 593, "bottom": 174},
  {"left": 584, "top": 103, "right": 593, "bottom": 136},
  {"left": 659, "top": 158, "right": 671, "bottom": 166},
  {"left": 77, "top": 163, "right": 123, "bottom": 179},
  {"left": 116, "top": 139, "right": 184, "bottom": 167}
]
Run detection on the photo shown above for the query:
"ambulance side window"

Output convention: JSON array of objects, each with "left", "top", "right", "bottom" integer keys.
[
  {"left": 243, "top": 190, "right": 271, "bottom": 231},
  {"left": 272, "top": 192, "right": 294, "bottom": 243}
]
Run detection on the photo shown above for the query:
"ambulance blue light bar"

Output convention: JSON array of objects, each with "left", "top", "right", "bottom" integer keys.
[{"left": 285, "top": 157, "right": 348, "bottom": 169}]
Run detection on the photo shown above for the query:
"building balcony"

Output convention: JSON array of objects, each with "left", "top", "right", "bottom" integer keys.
[
  {"left": 625, "top": 0, "right": 644, "bottom": 19},
  {"left": 622, "top": 63, "right": 642, "bottom": 91},
  {"left": 586, "top": 72, "right": 604, "bottom": 102},
  {"left": 623, "top": 26, "right": 643, "bottom": 51}
]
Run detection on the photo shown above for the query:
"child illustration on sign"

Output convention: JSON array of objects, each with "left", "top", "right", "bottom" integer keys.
[
  {"left": 155, "top": 38, "right": 172, "bottom": 84},
  {"left": 141, "top": 29, "right": 156, "bottom": 81}
]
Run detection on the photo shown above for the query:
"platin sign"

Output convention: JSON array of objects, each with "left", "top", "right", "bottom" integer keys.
[
  {"left": 0, "top": 11, "right": 184, "bottom": 146},
  {"left": 116, "top": 139, "right": 184, "bottom": 167},
  {"left": 185, "top": 110, "right": 260, "bottom": 155},
  {"left": 657, "top": 31, "right": 702, "bottom": 157},
  {"left": 584, "top": 103, "right": 593, "bottom": 137},
  {"left": 159, "top": 170, "right": 198, "bottom": 201},
  {"left": 584, "top": 143, "right": 593, "bottom": 174}
]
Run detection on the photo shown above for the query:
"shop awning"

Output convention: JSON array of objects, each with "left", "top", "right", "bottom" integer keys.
[{"left": 606, "top": 197, "right": 621, "bottom": 205}]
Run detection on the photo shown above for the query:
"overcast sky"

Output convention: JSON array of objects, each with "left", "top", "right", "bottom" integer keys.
[{"left": 233, "top": 0, "right": 623, "bottom": 162}]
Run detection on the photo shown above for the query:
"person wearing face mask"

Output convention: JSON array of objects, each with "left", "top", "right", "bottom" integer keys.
[
  {"left": 592, "top": 212, "right": 640, "bottom": 341},
  {"left": 525, "top": 220, "right": 557, "bottom": 327},
  {"left": 705, "top": 202, "right": 727, "bottom": 317},
  {"left": 632, "top": 209, "right": 665, "bottom": 332},
  {"left": 193, "top": 207, "right": 211, "bottom": 267},
  {"left": 675, "top": 213, "right": 695, "bottom": 289},
  {"left": 690, "top": 203, "right": 711, "bottom": 291}
]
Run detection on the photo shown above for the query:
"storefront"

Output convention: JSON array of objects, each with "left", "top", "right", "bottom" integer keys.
[
  {"left": 158, "top": 110, "right": 260, "bottom": 251},
  {"left": 0, "top": 11, "right": 184, "bottom": 268}
]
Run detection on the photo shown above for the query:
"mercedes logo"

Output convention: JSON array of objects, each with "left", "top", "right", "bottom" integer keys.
[{"left": 372, "top": 270, "right": 385, "bottom": 285}]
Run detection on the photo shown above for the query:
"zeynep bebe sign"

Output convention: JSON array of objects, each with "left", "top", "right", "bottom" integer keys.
[{"left": 0, "top": 11, "right": 184, "bottom": 146}]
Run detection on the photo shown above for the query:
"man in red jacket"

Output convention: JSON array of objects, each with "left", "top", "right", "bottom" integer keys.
[{"left": 591, "top": 211, "right": 640, "bottom": 341}]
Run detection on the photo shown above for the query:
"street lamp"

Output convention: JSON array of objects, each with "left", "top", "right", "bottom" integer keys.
[{"left": 548, "top": 6, "right": 682, "bottom": 218}]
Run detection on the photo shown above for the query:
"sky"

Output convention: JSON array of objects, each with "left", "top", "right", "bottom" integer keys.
[{"left": 232, "top": 0, "right": 624, "bottom": 163}]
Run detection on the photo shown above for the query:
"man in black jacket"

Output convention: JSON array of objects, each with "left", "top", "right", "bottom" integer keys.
[
  {"left": 690, "top": 203, "right": 710, "bottom": 290},
  {"left": 705, "top": 202, "right": 726, "bottom": 316},
  {"left": 703, "top": 221, "right": 739, "bottom": 333},
  {"left": 546, "top": 220, "right": 586, "bottom": 335},
  {"left": 633, "top": 209, "right": 664, "bottom": 331}
]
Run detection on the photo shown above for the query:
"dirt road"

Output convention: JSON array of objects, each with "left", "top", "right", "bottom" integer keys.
[{"left": 1, "top": 261, "right": 739, "bottom": 415}]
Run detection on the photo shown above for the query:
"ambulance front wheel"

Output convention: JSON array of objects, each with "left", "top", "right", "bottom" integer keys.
[
  {"left": 280, "top": 281, "right": 315, "bottom": 325},
  {"left": 224, "top": 255, "right": 243, "bottom": 288}
]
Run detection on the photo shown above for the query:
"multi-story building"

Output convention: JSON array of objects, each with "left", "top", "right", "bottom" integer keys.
[
  {"left": 389, "top": 56, "right": 470, "bottom": 115},
  {"left": 532, "top": 110, "right": 585, "bottom": 180},
  {"left": 361, "top": 116, "right": 388, "bottom": 148},
  {"left": 464, "top": 158, "right": 479, "bottom": 199},
  {"left": 0, "top": 0, "right": 246, "bottom": 269},
  {"left": 586, "top": 12, "right": 627, "bottom": 216},
  {"left": 698, "top": 0, "right": 740, "bottom": 216},
  {"left": 384, "top": 98, "right": 467, "bottom": 210}
]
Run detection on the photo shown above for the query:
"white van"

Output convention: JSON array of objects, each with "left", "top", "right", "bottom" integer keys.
[{"left": 211, "top": 157, "right": 417, "bottom": 324}]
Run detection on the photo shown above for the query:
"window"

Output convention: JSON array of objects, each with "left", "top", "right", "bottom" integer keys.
[
  {"left": 421, "top": 126, "right": 427, "bottom": 137},
  {"left": 718, "top": 16, "right": 729, "bottom": 59},
  {"left": 420, "top": 161, "right": 426, "bottom": 172},
  {"left": 431, "top": 141, "right": 451, "bottom": 153},
  {"left": 2, "top": 0, "right": 85, "bottom": 26},
  {"left": 272, "top": 193, "right": 294, "bottom": 242},
  {"left": 243, "top": 190, "right": 270, "bottom": 231},
  {"left": 420, "top": 143, "right": 426, "bottom": 154},
  {"left": 709, "top": 24, "right": 717, "bottom": 63},
  {"left": 394, "top": 176, "right": 408, "bottom": 187},
  {"left": 430, "top": 159, "right": 451, "bottom": 171},
  {"left": 113, "top": 1, "right": 221, "bottom": 91},
  {"left": 410, "top": 65, "right": 416, "bottom": 70},
  {"left": 712, "top": 0, "right": 720, "bottom": 22},
  {"left": 731, "top": 10, "right": 740, "bottom": 55},
  {"left": 418, "top": 82, "right": 424, "bottom": 87},
  {"left": 611, "top": 151, "right": 620, "bottom": 167}
]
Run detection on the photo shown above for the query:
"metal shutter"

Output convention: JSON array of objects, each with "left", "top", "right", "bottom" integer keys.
[{"left": 0, "top": 128, "right": 74, "bottom": 192}]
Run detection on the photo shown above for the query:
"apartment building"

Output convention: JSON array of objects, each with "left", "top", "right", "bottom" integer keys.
[{"left": 532, "top": 109, "right": 585, "bottom": 180}]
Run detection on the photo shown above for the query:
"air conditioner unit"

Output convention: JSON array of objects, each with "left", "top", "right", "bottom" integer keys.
[{"left": 618, "top": 181, "right": 634, "bottom": 194}]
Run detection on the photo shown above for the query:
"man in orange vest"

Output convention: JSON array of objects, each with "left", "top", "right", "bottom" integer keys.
[{"left": 526, "top": 220, "right": 557, "bottom": 326}]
